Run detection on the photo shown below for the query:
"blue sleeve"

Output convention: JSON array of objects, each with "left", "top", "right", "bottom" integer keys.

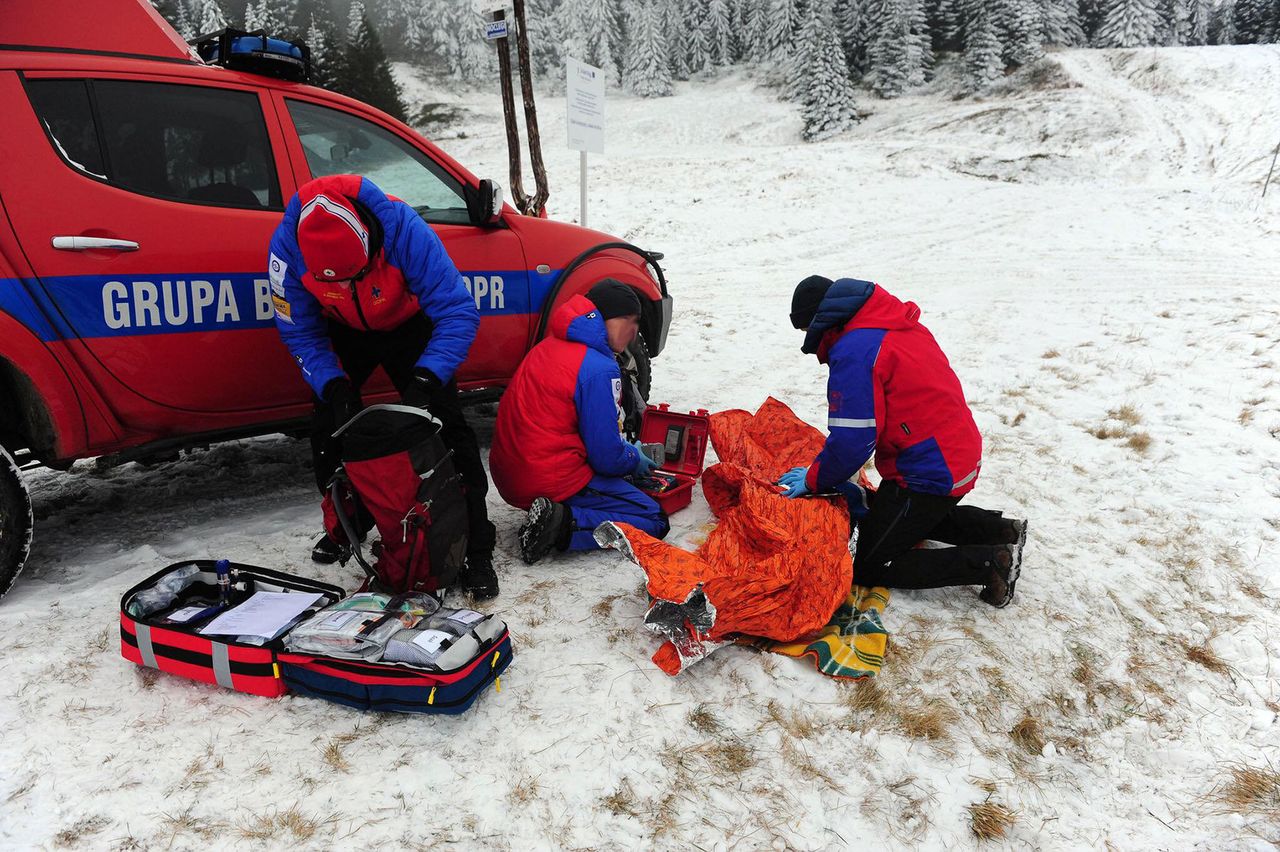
[
  {"left": 386, "top": 203, "right": 479, "bottom": 384},
  {"left": 267, "top": 208, "right": 344, "bottom": 399},
  {"left": 809, "top": 330, "right": 884, "bottom": 492},
  {"left": 574, "top": 360, "right": 641, "bottom": 477}
]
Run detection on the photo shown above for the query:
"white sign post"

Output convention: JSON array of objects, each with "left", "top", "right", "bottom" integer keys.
[{"left": 565, "top": 57, "right": 604, "bottom": 228}]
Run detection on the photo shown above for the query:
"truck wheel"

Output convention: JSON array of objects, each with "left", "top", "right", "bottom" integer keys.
[
  {"left": 618, "top": 340, "right": 652, "bottom": 440},
  {"left": 0, "top": 445, "right": 33, "bottom": 602},
  {"left": 625, "top": 339, "right": 652, "bottom": 400}
]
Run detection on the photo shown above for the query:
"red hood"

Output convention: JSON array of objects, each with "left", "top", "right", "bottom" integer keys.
[{"left": 844, "top": 286, "right": 921, "bottom": 332}]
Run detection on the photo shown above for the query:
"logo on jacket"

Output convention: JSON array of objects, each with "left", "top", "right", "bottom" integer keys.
[{"left": 829, "top": 390, "right": 843, "bottom": 412}]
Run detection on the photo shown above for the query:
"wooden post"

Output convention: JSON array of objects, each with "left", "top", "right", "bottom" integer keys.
[
  {"left": 512, "top": 0, "right": 549, "bottom": 216},
  {"left": 493, "top": 10, "right": 530, "bottom": 214}
]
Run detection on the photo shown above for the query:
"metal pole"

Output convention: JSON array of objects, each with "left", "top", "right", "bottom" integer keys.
[
  {"left": 580, "top": 151, "right": 588, "bottom": 227},
  {"left": 1263, "top": 138, "right": 1280, "bottom": 198}
]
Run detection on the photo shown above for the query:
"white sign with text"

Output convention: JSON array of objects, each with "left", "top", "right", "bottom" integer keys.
[{"left": 566, "top": 57, "right": 605, "bottom": 154}]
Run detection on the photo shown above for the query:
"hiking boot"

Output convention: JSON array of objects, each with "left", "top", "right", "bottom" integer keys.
[
  {"left": 311, "top": 533, "right": 344, "bottom": 564},
  {"left": 1004, "top": 518, "right": 1029, "bottom": 548},
  {"left": 519, "top": 497, "right": 570, "bottom": 564},
  {"left": 460, "top": 553, "right": 500, "bottom": 600},
  {"left": 979, "top": 544, "right": 1021, "bottom": 608}
]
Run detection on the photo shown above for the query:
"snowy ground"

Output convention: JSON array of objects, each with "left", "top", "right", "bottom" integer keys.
[{"left": 4, "top": 46, "right": 1280, "bottom": 850}]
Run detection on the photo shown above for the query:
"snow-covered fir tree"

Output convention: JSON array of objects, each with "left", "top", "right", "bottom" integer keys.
[
  {"left": 964, "top": 0, "right": 1004, "bottom": 89},
  {"left": 795, "top": 0, "right": 861, "bottom": 140},
  {"left": 999, "top": 0, "right": 1045, "bottom": 65},
  {"left": 623, "top": 0, "right": 673, "bottom": 95},
  {"left": 562, "top": 0, "right": 625, "bottom": 76},
  {"left": 765, "top": 0, "right": 800, "bottom": 60},
  {"left": 1155, "top": 0, "right": 1191, "bottom": 43},
  {"left": 189, "top": 0, "right": 229, "bottom": 35},
  {"left": 345, "top": 4, "right": 407, "bottom": 119},
  {"left": 685, "top": 0, "right": 713, "bottom": 73},
  {"left": 837, "top": 0, "right": 874, "bottom": 74},
  {"left": 707, "top": 0, "right": 734, "bottom": 65},
  {"left": 244, "top": 0, "right": 284, "bottom": 33},
  {"left": 739, "top": 0, "right": 771, "bottom": 61},
  {"left": 1186, "top": 0, "right": 1212, "bottom": 42},
  {"left": 306, "top": 12, "right": 345, "bottom": 89},
  {"left": 526, "top": 0, "right": 566, "bottom": 76},
  {"left": 1094, "top": 0, "right": 1161, "bottom": 45},
  {"left": 1040, "top": 0, "right": 1086, "bottom": 44},
  {"left": 866, "top": 0, "right": 931, "bottom": 98},
  {"left": 665, "top": 0, "right": 693, "bottom": 79}
]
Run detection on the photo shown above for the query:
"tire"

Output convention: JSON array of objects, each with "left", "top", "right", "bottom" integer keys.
[
  {"left": 618, "top": 340, "right": 652, "bottom": 440},
  {"left": 0, "top": 445, "right": 33, "bottom": 602}
]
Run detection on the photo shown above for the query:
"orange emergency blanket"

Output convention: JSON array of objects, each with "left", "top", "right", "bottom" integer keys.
[{"left": 595, "top": 397, "right": 857, "bottom": 674}]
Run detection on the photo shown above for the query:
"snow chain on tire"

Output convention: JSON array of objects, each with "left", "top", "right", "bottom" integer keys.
[{"left": 0, "top": 445, "right": 34, "bottom": 602}]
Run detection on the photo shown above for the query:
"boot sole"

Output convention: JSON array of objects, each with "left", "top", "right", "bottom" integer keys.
[{"left": 519, "top": 498, "right": 561, "bottom": 564}]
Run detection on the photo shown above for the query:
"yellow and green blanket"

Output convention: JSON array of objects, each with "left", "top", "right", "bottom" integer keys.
[{"left": 741, "top": 586, "right": 890, "bottom": 679}]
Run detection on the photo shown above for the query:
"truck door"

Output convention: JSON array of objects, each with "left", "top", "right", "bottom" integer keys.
[
  {"left": 273, "top": 93, "right": 532, "bottom": 388},
  {"left": 0, "top": 72, "right": 306, "bottom": 421}
]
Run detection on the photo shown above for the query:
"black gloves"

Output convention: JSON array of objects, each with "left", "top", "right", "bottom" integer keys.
[
  {"left": 402, "top": 368, "right": 442, "bottom": 409},
  {"left": 323, "top": 377, "right": 360, "bottom": 427}
]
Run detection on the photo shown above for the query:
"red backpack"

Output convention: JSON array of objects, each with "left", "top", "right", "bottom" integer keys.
[{"left": 322, "top": 405, "right": 468, "bottom": 594}]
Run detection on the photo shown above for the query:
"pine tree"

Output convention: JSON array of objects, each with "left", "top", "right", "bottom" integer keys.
[
  {"left": 707, "top": 0, "right": 734, "bottom": 64},
  {"left": 345, "top": 5, "right": 407, "bottom": 120},
  {"left": 866, "top": 0, "right": 930, "bottom": 98},
  {"left": 964, "top": 0, "right": 1003, "bottom": 89},
  {"left": 1079, "top": 0, "right": 1107, "bottom": 40},
  {"left": 189, "top": 0, "right": 229, "bottom": 34},
  {"left": 307, "top": 12, "right": 346, "bottom": 89},
  {"left": 244, "top": 0, "right": 284, "bottom": 32},
  {"left": 1207, "top": 0, "right": 1235, "bottom": 40},
  {"left": 527, "top": 0, "right": 567, "bottom": 76},
  {"left": 624, "top": 0, "right": 674, "bottom": 95},
  {"left": 686, "top": 0, "right": 712, "bottom": 72},
  {"left": 796, "top": 0, "right": 861, "bottom": 140},
  {"left": 740, "top": 0, "right": 771, "bottom": 61},
  {"left": 1185, "top": 0, "right": 1211, "bottom": 42},
  {"left": 766, "top": 0, "right": 800, "bottom": 59},
  {"left": 836, "top": 0, "right": 874, "bottom": 75},
  {"left": 1040, "top": 0, "right": 1086, "bottom": 44},
  {"left": 1000, "top": 0, "right": 1044, "bottom": 65},
  {"left": 1155, "top": 0, "right": 1191, "bottom": 43},
  {"left": 1095, "top": 0, "right": 1160, "bottom": 45},
  {"left": 664, "top": 0, "right": 693, "bottom": 79}
]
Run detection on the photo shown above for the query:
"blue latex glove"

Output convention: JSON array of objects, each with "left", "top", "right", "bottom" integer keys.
[
  {"left": 777, "top": 465, "right": 811, "bottom": 498},
  {"left": 632, "top": 440, "right": 660, "bottom": 476}
]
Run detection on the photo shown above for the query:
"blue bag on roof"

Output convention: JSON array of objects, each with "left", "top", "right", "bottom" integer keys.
[{"left": 192, "top": 28, "right": 310, "bottom": 82}]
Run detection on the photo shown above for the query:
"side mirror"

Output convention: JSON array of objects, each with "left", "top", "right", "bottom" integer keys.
[{"left": 466, "top": 179, "right": 503, "bottom": 226}]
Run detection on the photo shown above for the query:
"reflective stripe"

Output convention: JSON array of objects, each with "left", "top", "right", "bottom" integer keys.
[
  {"left": 211, "top": 642, "right": 233, "bottom": 690},
  {"left": 830, "top": 417, "right": 876, "bottom": 429},
  {"left": 953, "top": 467, "right": 980, "bottom": 490},
  {"left": 135, "top": 623, "right": 158, "bottom": 669}
]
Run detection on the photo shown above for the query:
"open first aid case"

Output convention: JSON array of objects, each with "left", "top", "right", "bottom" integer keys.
[
  {"left": 636, "top": 404, "right": 710, "bottom": 514},
  {"left": 120, "top": 561, "right": 511, "bottom": 715}
]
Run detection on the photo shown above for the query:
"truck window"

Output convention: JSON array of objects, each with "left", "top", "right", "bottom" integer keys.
[
  {"left": 286, "top": 99, "right": 470, "bottom": 225},
  {"left": 24, "top": 78, "right": 281, "bottom": 210}
]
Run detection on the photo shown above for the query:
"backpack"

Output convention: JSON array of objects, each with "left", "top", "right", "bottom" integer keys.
[{"left": 322, "top": 404, "right": 468, "bottom": 594}]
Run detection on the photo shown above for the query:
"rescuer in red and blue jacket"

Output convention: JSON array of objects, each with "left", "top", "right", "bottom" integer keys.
[
  {"left": 489, "top": 280, "right": 669, "bottom": 563},
  {"left": 267, "top": 174, "right": 498, "bottom": 598},
  {"left": 780, "top": 276, "right": 1029, "bottom": 607}
]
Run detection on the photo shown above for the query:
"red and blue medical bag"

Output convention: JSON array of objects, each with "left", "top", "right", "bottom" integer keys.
[{"left": 120, "top": 561, "right": 511, "bottom": 714}]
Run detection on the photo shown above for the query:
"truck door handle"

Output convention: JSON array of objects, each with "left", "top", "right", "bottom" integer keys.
[{"left": 52, "top": 236, "right": 140, "bottom": 251}]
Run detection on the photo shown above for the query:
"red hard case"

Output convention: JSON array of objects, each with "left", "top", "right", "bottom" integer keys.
[{"left": 637, "top": 404, "right": 711, "bottom": 514}]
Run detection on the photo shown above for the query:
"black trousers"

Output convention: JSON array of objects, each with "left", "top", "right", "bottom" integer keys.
[
  {"left": 309, "top": 313, "right": 497, "bottom": 559},
  {"left": 852, "top": 480, "right": 1013, "bottom": 589}
]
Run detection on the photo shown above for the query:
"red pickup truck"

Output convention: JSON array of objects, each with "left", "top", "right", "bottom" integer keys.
[{"left": 0, "top": 1, "right": 672, "bottom": 599}]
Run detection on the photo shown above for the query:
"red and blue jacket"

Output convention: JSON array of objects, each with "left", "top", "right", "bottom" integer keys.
[
  {"left": 489, "top": 295, "right": 642, "bottom": 509},
  {"left": 266, "top": 175, "right": 478, "bottom": 397},
  {"left": 804, "top": 280, "right": 983, "bottom": 498}
]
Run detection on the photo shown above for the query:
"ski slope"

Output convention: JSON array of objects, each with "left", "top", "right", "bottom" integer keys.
[{"left": 3, "top": 45, "right": 1279, "bottom": 850}]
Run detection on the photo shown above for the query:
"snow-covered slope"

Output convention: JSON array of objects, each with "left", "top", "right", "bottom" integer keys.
[{"left": 3, "top": 46, "right": 1279, "bottom": 850}]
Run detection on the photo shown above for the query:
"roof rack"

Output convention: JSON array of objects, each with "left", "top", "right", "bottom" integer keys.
[{"left": 191, "top": 28, "right": 310, "bottom": 83}]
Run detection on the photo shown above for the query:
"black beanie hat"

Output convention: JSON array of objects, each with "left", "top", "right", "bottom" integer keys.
[
  {"left": 587, "top": 279, "right": 642, "bottom": 320},
  {"left": 790, "top": 275, "right": 834, "bottom": 329}
]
